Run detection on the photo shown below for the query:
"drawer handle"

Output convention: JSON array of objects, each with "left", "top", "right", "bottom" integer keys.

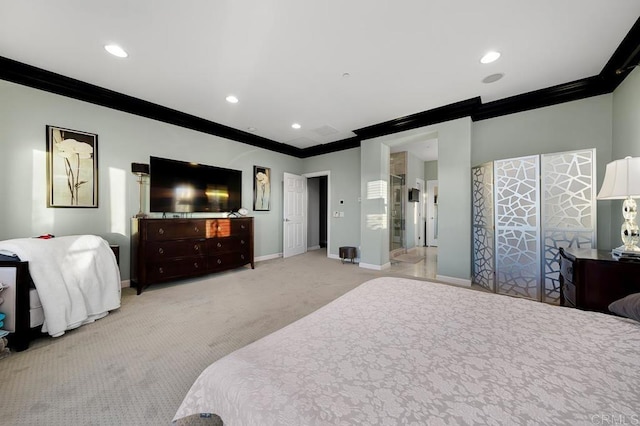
[
  {"left": 194, "top": 227, "right": 199, "bottom": 233},
  {"left": 158, "top": 267, "right": 164, "bottom": 274},
  {"left": 194, "top": 262, "right": 199, "bottom": 269},
  {"left": 240, "top": 240, "right": 245, "bottom": 245},
  {"left": 217, "top": 259, "right": 222, "bottom": 264},
  {"left": 217, "top": 242, "right": 222, "bottom": 248},
  {"left": 241, "top": 254, "right": 245, "bottom": 260},
  {"left": 217, "top": 226, "right": 221, "bottom": 231},
  {"left": 158, "top": 248, "right": 164, "bottom": 254},
  {"left": 194, "top": 245, "right": 199, "bottom": 251},
  {"left": 158, "top": 228, "right": 164, "bottom": 235},
  {"left": 241, "top": 224, "right": 245, "bottom": 229}
]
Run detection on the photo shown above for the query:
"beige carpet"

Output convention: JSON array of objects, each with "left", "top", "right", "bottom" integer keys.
[{"left": 0, "top": 250, "right": 391, "bottom": 426}]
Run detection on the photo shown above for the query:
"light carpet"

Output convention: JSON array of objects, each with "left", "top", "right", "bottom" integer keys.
[{"left": 0, "top": 250, "right": 392, "bottom": 426}]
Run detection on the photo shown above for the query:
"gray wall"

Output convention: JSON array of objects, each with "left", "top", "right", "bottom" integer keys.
[
  {"left": 0, "top": 80, "right": 301, "bottom": 280},
  {"left": 471, "top": 94, "right": 614, "bottom": 249},
  {"left": 611, "top": 67, "right": 640, "bottom": 244},
  {"left": 302, "top": 147, "right": 361, "bottom": 258},
  {"left": 424, "top": 160, "right": 438, "bottom": 181},
  {"left": 359, "top": 141, "right": 391, "bottom": 267}
]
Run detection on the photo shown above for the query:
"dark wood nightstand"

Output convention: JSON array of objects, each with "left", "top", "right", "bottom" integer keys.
[{"left": 559, "top": 247, "right": 640, "bottom": 313}]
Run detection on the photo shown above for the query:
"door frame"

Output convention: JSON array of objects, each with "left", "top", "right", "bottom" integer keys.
[{"left": 303, "top": 170, "right": 331, "bottom": 258}]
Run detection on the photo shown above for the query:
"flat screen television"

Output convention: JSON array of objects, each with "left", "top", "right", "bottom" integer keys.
[{"left": 149, "top": 156, "right": 242, "bottom": 213}]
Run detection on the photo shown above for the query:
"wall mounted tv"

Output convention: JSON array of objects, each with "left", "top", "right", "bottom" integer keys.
[{"left": 149, "top": 156, "right": 242, "bottom": 213}]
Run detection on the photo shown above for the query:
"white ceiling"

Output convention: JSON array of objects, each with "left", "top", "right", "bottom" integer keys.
[{"left": 1, "top": 1, "right": 639, "bottom": 153}]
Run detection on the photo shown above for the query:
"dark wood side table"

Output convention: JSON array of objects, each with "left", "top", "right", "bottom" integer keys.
[
  {"left": 339, "top": 246, "right": 357, "bottom": 264},
  {"left": 559, "top": 247, "right": 640, "bottom": 313}
]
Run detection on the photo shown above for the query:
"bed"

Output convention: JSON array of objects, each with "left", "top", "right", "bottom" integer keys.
[
  {"left": 174, "top": 277, "right": 640, "bottom": 425},
  {"left": 0, "top": 235, "right": 121, "bottom": 350}
]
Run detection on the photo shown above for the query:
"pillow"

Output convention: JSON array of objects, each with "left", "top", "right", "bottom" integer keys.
[{"left": 608, "top": 293, "right": 640, "bottom": 322}]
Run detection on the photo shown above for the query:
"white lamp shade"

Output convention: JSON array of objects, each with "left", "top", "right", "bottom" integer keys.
[{"left": 597, "top": 157, "right": 640, "bottom": 200}]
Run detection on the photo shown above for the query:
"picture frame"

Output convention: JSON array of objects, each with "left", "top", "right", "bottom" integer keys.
[
  {"left": 253, "top": 165, "right": 271, "bottom": 211},
  {"left": 46, "top": 125, "right": 98, "bottom": 208}
]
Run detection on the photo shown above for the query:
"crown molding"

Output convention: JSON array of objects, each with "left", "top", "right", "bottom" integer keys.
[
  {"left": 353, "top": 97, "right": 482, "bottom": 141},
  {"left": 1, "top": 17, "right": 638, "bottom": 158},
  {"left": 0, "top": 56, "right": 303, "bottom": 158}
]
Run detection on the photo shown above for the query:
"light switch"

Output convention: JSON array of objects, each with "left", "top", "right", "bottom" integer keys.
[
  {"left": 333, "top": 211, "right": 340, "bottom": 218},
  {"left": 339, "top": 211, "right": 344, "bottom": 217}
]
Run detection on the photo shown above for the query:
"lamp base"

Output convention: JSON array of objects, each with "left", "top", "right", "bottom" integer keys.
[{"left": 612, "top": 245, "right": 640, "bottom": 259}]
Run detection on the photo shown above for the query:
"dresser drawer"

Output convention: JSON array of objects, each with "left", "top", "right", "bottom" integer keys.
[
  {"left": 145, "top": 220, "right": 206, "bottom": 241},
  {"left": 207, "top": 236, "right": 250, "bottom": 253},
  {"left": 146, "top": 257, "right": 207, "bottom": 282},
  {"left": 147, "top": 240, "right": 206, "bottom": 260},
  {"left": 560, "top": 257, "right": 574, "bottom": 283},
  {"left": 209, "top": 251, "right": 251, "bottom": 272},
  {"left": 206, "top": 219, "right": 251, "bottom": 238}
]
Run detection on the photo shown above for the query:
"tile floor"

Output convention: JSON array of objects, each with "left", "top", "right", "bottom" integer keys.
[{"left": 389, "top": 246, "right": 437, "bottom": 280}]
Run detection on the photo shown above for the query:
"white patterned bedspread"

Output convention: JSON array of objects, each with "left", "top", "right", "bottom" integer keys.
[{"left": 174, "top": 277, "right": 640, "bottom": 425}]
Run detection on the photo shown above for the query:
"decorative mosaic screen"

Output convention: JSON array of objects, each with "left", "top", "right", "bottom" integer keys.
[
  {"left": 541, "top": 150, "right": 596, "bottom": 303},
  {"left": 472, "top": 163, "right": 495, "bottom": 291}
]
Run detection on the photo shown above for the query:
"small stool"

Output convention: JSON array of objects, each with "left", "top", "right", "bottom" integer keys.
[{"left": 339, "top": 246, "right": 357, "bottom": 264}]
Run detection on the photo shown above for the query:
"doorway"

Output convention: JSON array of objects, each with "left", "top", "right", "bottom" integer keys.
[
  {"left": 390, "top": 174, "right": 405, "bottom": 253},
  {"left": 426, "top": 179, "right": 438, "bottom": 247},
  {"left": 307, "top": 175, "right": 328, "bottom": 252}
]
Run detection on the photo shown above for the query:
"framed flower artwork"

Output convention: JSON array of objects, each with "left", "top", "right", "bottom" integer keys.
[
  {"left": 46, "top": 125, "right": 98, "bottom": 208},
  {"left": 253, "top": 166, "right": 271, "bottom": 211}
]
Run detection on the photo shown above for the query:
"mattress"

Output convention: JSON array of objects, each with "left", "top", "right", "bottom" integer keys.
[{"left": 174, "top": 277, "right": 640, "bottom": 425}]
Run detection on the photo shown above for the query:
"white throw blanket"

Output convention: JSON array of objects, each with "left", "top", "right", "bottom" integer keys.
[{"left": 0, "top": 235, "right": 121, "bottom": 337}]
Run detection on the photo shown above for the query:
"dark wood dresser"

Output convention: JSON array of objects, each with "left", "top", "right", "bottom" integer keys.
[
  {"left": 559, "top": 247, "right": 640, "bottom": 313},
  {"left": 131, "top": 217, "right": 254, "bottom": 294}
]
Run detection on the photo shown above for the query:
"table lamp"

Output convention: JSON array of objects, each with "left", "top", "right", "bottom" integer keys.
[
  {"left": 131, "top": 163, "right": 150, "bottom": 218},
  {"left": 597, "top": 156, "right": 640, "bottom": 256}
]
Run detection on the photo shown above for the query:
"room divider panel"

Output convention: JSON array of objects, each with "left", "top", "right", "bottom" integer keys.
[{"left": 472, "top": 149, "right": 596, "bottom": 303}]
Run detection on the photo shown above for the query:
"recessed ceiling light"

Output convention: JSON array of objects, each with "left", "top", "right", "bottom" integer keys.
[
  {"left": 482, "top": 73, "right": 504, "bottom": 84},
  {"left": 226, "top": 95, "right": 239, "bottom": 104},
  {"left": 291, "top": 123, "right": 301, "bottom": 129},
  {"left": 247, "top": 127, "right": 257, "bottom": 132},
  {"left": 480, "top": 51, "right": 501, "bottom": 64},
  {"left": 104, "top": 44, "right": 128, "bottom": 58},
  {"left": 342, "top": 72, "right": 351, "bottom": 78}
]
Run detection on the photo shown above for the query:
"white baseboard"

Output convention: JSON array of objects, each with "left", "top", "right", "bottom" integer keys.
[
  {"left": 255, "top": 253, "right": 282, "bottom": 262},
  {"left": 121, "top": 279, "right": 130, "bottom": 288},
  {"left": 359, "top": 262, "right": 390, "bottom": 271},
  {"left": 435, "top": 275, "right": 472, "bottom": 287},
  {"left": 307, "top": 245, "right": 321, "bottom": 251}
]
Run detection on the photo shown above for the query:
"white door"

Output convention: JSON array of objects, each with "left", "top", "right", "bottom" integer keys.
[
  {"left": 426, "top": 180, "right": 438, "bottom": 247},
  {"left": 416, "top": 178, "right": 425, "bottom": 247},
  {"left": 283, "top": 172, "right": 307, "bottom": 258}
]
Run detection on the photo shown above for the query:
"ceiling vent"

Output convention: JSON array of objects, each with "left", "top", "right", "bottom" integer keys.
[{"left": 313, "top": 125, "right": 339, "bottom": 137}]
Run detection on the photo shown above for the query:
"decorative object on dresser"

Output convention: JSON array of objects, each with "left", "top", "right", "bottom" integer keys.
[
  {"left": 596, "top": 156, "right": 640, "bottom": 258},
  {"left": 131, "top": 162, "right": 150, "bottom": 218},
  {"left": 559, "top": 247, "right": 640, "bottom": 313},
  {"left": 131, "top": 217, "right": 254, "bottom": 294}
]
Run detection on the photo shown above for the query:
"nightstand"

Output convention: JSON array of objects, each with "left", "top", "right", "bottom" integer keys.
[{"left": 559, "top": 247, "right": 640, "bottom": 313}]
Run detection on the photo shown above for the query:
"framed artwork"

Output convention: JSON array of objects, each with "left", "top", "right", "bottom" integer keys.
[
  {"left": 46, "top": 125, "right": 98, "bottom": 208},
  {"left": 253, "top": 166, "right": 271, "bottom": 211}
]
